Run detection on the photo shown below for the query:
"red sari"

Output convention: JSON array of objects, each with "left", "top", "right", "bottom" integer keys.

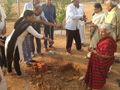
[{"left": 84, "top": 37, "right": 117, "bottom": 89}]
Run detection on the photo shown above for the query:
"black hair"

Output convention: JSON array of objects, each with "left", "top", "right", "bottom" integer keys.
[
  {"left": 23, "top": 10, "right": 34, "bottom": 18},
  {"left": 14, "top": 10, "right": 34, "bottom": 29},
  {"left": 94, "top": 3, "right": 102, "bottom": 11}
]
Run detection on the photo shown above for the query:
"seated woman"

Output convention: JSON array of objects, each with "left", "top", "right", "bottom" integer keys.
[
  {"left": 5, "top": 10, "right": 54, "bottom": 77},
  {"left": 84, "top": 24, "right": 117, "bottom": 90},
  {"left": 86, "top": 3, "right": 106, "bottom": 58}
]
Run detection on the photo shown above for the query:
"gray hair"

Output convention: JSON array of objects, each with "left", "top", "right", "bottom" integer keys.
[
  {"left": 101, "top": 24, "right": 112, "bottom": 33},
  {"left": 106, "top": 0, "right": 118, "bottom": 6},
  {"left": 100, "top": 24, "right": 116, "bottom": 40},
  {"left": 71, "top": 0, "right": 76, "bottom": 3}
]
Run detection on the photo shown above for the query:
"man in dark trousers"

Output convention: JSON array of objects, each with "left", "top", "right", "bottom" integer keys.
[
  {"left": 42, "top": 0, "right": 57, "bottom": 52},
  {"left": 65, "top": 0, "right": 85, "bottom": 54}
]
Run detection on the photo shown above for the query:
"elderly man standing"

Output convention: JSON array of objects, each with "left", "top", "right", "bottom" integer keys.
[
  {"left": 105, "top": 0, "right": 120, "bottom": 41},
  {"left": 42, "top": 0, "right": 57, "bottom": 52},
  {"left": 66, "top": 0, "right": 85, "bottom": 54}
]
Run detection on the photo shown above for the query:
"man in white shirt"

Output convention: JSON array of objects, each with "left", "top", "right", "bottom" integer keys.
[
  {"left": 0, "top": 5, "right": 7, "bottom": 68},
  {"left": 66, "top": 0, "right": 85, "bottom": 54},
  {"left": 75, "top": 4, "right": 86, "bottom": 45}
]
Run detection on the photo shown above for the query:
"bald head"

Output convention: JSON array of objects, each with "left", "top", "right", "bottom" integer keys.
[
  {"left": 34, "top": 5, "right": 42, "bottom": 16},
  {"left": 33, "top": 0, "right": 41, "bottom": 6}
]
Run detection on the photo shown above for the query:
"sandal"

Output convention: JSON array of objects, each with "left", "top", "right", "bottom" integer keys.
[
  {"left": 116, "top": 79, "right": 120, "bottom": 87},
  {"left": 79, "top": 74, "right": 85, "bottom": 80},
  {"left": 115, "top": 59, "right": 120, "bottom": 63},
  {"left": 17, "top": 73, "right": 28, "bottom": 78},
  {"left": 7, "top": 72, "right": 16, "bottom": 75}
]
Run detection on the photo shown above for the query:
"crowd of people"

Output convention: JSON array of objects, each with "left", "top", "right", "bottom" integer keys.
[{"left": 0, "top": 0, "right": 120, "bottom": 90}]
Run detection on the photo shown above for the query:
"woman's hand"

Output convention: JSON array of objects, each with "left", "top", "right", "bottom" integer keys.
[
  {"left": 19, "top": 59, "right": 23, "bottom": 63},
  {"left": 0, "top": 39, "right": 4, "bottom": 47},
  {"left": 88, "top": 47, "right": 94, "bottom": 52},
  {"left": 90, "top": 23, "right": 97, "bottom": 27},
  {"left": 49, "top": 39, "right": 54, "bottom": 44}
]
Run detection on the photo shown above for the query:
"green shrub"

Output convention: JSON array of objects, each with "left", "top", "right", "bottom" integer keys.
[
  {"left": 2, "top": 0, "right": 17, "bottom": 19},
  {"left": 53, "top": 0, "right": 70, "bottom": 25}
]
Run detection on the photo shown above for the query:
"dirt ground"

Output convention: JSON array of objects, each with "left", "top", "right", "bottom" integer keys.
[{"left": 3, "top": 2, "right": 120, "bottom": 90}]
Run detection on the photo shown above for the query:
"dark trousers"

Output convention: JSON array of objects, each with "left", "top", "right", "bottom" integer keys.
[
  {"left": 66, "top": 29, "right": 81, "bottom": 52},
  {"left": 31, "top": 23, "right": 41, "bottom": 54},
  {"left": 44, "top": 26, "right": 54, "bottom": 48},
  {"left": 7, "top": 47, "right": 21, "bottom": 75},
  {"left": 0, "top": 36, "right": 7, "bottom": 68}
]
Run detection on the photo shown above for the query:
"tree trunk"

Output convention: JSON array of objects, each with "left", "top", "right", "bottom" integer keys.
[{"left": 17, "top": 0, "right": 20, "bottom": 16}]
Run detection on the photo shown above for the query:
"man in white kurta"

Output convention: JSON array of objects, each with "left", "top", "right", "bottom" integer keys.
[
  {"left": 76, "top": 4, "right": 86, "bottom": 44},
  {"left": 66, "top": 0, "right": 84, "bottom": 54}
]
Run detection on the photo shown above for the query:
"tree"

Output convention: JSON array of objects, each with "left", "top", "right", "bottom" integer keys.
[
  {"left": 53, "top": 0, "right": 70, "bottom": 33},
  {"left": 2, "top": 0, "right": 17, "bottom": 19}
]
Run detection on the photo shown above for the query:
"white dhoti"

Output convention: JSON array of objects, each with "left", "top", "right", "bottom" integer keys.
[
  {"left": 78, "top": 20, "right": 86, "bottom": 43},
  {"left": 0, "top": 67, "right": 7, "bottom": 90},
  {"left": 74, "top": 20, "right": 86, "bottom": 44}
]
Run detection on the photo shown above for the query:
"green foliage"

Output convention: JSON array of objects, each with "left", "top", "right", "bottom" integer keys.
[
  {"left": 2, "top": 0, "right": 17, "bottom": 19},
  {"left": 101, "top": 0, "right": 104, "bottom": 4},
  {"left": 53, "top": 0, "right": 70, "bottom": 25}
]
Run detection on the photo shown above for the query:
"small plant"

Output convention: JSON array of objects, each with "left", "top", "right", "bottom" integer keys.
[
  {"left": 53, "top": 0, "right": 70, "bottom": 24},
  {"left": 53, "top": 0, "right": 70, "bottom": 33},
  {"left": 2, "top": 0, "right": 17, "bottom": 19}
]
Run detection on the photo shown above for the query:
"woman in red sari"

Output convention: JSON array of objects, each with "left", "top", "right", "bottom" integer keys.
[{"left": 84, "top": 24, "right": 117, "bottom": 90}]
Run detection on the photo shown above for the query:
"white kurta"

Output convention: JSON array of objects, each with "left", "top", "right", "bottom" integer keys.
[
  {"left": 77, "top": 4, "right": 86, "bottom": 43},
  {"left": 66, "top": 3, "right": 83, "bottom": 30},
  {"left": 5, "top": 26, "right": 43, "bottom": 60},
  {"left": 0, "top": 67, "right": 7, "bottom": 90},
  {"left": 0, "top": 5, "right": 6, "bottom": 38}
]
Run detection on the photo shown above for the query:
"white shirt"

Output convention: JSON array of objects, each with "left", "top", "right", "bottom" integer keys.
[
  {"left": 118, "top": 4, "right": 120, "bottom": 8},
  {"left": 66, "top": 4, "right": 83, "bottom": 30},
  {"left": 77, "top": 4, "right": 84, "bottom": 26},
  {"left": 21, "top": 2, "right": 47, "bottom": 21},
  {"left": 5, "top": 26, "right": 43, "bottom": 60},
  {"left": 0, "top": 5, "right": 6, "bottom": 37}
]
